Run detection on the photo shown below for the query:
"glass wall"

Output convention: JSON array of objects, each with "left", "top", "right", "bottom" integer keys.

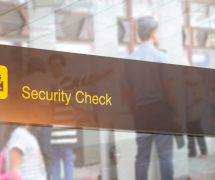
[{"left": 0, "top": 0, "right": 215, "bottom": 180}]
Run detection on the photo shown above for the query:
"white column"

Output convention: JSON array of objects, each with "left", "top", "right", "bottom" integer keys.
[
  {"left": 92, "top": 2, "right": 118, "bottom": 57},
  {"left": 156, "top": 1, "right": 189, "bottom": 179},
  {"left": 28, "top": 3, "right": 56, "bottom": 50},
  {"left": 92, "top": 2, "right": 137, "bottom": 180},
  {"left": 92, "top": 2, "right": 120, "bottom": 180}
]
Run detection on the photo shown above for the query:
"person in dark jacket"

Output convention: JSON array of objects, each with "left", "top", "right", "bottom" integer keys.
[{"left": 126, "top": 16, "right": 179, "bottom": 180}]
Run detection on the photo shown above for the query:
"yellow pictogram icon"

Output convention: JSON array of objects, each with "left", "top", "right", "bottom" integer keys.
[{"left": 0, "top": 65, "right": 8, "bottom": 99}]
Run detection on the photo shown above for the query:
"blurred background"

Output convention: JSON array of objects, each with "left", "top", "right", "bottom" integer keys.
[{"left": 0, "top": 0, "right": 215, "bottom": 180}]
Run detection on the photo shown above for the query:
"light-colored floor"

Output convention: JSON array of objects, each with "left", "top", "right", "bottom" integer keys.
[
  {"left": 189, "top": 155, "right": 215, "bottom": 180},
  {"left": 73, "top": 155, "right": 215, "bottom": 180},
  {"left": 74, "top": 164, "right": 100, "bottom": 180}
]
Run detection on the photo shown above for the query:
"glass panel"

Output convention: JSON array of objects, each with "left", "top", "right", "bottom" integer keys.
[
  {"left": 0, "top": 0, "right": 214, "bottom": 180},
  {"left": 1, "top": 122, "right": 215, "bottom": 179}
]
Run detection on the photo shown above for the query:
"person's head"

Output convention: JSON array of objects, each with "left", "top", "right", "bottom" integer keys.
[
  {"left": 48, "top": 54, "right": 66, "bottom": 78},
  {"left": 137, "top": 16, "right": 159, "bottom": 45},
  {"left": 26, "top": 58, "right": 46, "bottom": 75}
]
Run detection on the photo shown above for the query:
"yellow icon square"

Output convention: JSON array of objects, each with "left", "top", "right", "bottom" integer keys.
[{"left": 0, "top": 65, "right": 8, "bottom": 99}]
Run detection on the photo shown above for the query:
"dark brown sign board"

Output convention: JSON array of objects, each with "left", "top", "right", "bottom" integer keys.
[{"left": 0, "top": 45, "right": 214, "bottom": 136}]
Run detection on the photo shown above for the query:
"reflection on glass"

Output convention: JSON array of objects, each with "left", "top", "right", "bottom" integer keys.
[{"left": 0, "top": 123, "right": 215, "bottom": 180}]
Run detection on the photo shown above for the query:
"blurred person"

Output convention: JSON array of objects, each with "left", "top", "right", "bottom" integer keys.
[
  {"left": 21, "top": 57, "right": 52, "bottom": 113},
  {"left": 21, "top": 57, "right": 53, "bottom": 180},
  {"left": 5, "top": 124, "right": 46, "bottom": 180},
  {"left": 39, "top": 54, "right": 76, "bottom": 180},
  {"left": 46, "top": 54, "right": 112, "bottom": 180},
  {"left": 185, "top": 69, "right": 207, "bottom": 158},
  {"left": 126, "top": 16, "right": 179, "bottom": 180}
]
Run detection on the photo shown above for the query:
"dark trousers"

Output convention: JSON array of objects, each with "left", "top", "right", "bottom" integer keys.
[
  {"left": 134, "top": 101, "right": 174, "bottom": 180},
  {"left": 47, "top": 145, "right": 74, "bottom": 180},
  {"left": 187, "top": 120, "right": 207, "bottom": 157},
  {"left": 135, "top": 134, "right": 174, "bottom": 180}
]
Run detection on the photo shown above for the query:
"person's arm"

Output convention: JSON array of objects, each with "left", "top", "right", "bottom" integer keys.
[
  {"left": 71, "top": 68, "right": 113, "bottom": 87},
  {"left": 9, "top": 148, "right": 22, "bottom": 179}
]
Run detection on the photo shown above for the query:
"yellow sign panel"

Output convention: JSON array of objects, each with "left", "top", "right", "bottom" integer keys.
[{"left": 0, "top": 65, "right": 8, "bottom": 99}]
